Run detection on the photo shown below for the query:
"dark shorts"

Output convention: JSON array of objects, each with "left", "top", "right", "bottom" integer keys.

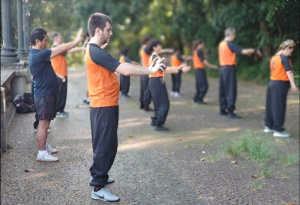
[{"left": 34, "top": 95, "right": 57, "bottom": 121}]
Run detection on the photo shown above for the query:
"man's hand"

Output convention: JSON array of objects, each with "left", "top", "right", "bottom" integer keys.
[
  {"left": 74, "top": 28, "right": 83, "bottom": 44},
  {"left": 101, "top": 40, "right": 109, "bottom": 49},
  {"left": 182, "top": 66, "right": 191, "bottom": 72},
  {"left": 291, "top": 86, "right": 298, "bottom": 92},
  {"left": 256, "top": 50, "right": 262, "bottom": 57},
  {"left": 56, "top": 73, "right": 66, "bottom": 82},
  {"left": 149, "top": 57, "right": 166, "bottom": 74}
]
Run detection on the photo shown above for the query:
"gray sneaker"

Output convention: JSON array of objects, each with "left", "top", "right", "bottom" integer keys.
[
  {"left": 273, "top": 131, "right": 291, "bottom": 138},
  {"left": 56, "top": 112, "right": 68, "bottom": 118},
  {"left": 264, "top": 126, "right": 274, "bottom": 133},
  {"left": 89, "top": 176, "right": 114, "bottom": 185},
  {"left": 91, "top": 187, "right": 120, "bottom": 202},
  {"left": 46, "top": 144, "right": 58, "bottom": 154}
]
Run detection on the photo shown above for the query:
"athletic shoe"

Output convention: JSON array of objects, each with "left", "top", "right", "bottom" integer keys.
[
  {"left": 170, "top": 91, "right": 175, "bottom": 96},
  {"left": 46, "top": 144, "right": 58, "bottom": 154},
  {"left": 91, "top": 187, "right": 120, "bottom": 202},
  {"left": 34, "top": 128, "right": 50, "bottom": 133},
  {"left": 37, "top": 151, "right": 59, "bottom": 162},
  {"left": 155, "top": 125, "right": 169, "bottom": 131},
  {"left": 197, "top": 100, "right": 207, "bottom": 105},
  {"left": 228, "top": 113, "right": 242, "bottom": 119},
  {"left": 173, "top": 92, "right": 181, "bottom": 97},
  {"left": 56, "top": 112, "right": 68, "bottom": 118},
  {"left": 219, "top": 110, "right": 228, "bottom": 116},
  {"left": 264, "top": 126, "right": 274, "bottom": 133},
  {"left": 273, "top": 131, "right": 291, "bottom": 138},
  {"left": 121, "top": 93, "right": 130, "bottom": 98},
  {"left": 83, "top": 97, "right": 90, "bottom": 104},
  {"left": 89, "top": 176, "right": 114, "bottom": 185}
]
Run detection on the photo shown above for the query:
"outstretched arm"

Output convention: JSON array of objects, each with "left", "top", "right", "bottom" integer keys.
[
  {"left": 50, "top": 28, "right": 83, "bottom": 58},
  {"left": 241, "top": 48, "right": 262, "bottom": 57},
  {"left": 115, "top": 57, "right": 165, "bottom": 76},
  {"left": 203, "top": 60, "right": 218, "bottom": 69},
  {"left": 67, "top": 47, "right": 85, "bottom": 53},
  {"left": 165, "top": 65, "right": 191, "bottom": 74}
]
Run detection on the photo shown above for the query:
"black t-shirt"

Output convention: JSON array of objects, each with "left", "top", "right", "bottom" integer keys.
[
  {"left": 280, "top": 54, "right": 292, "bottom": 71},
  {"left": 123, "top": 55, "right": 133, "bottom": 63},
  {"left": 89, "top": 43, "right": 120, "bottom": 73},
  {"left": 29, "top": 49, "right": 58, "bottom": 98},
  {"left": 227, "top": 41, "right": 243, "bottom": 54},
  {"left": 176, "top": 54, "right": 184, "bottom": 62},
  {"left": 197, "top": 50, "right": 205, "bottom": 61}
]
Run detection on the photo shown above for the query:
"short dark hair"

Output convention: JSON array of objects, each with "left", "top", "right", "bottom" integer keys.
[
  {"left": 52, "top": 33, "right": 60, "bottom": 41},
  {"left": 141, "top": 36, "right": 150, "bottom": 45},
  {"left": 88, "top": 13, "right": 112, "bottom": 37},
  {"left": 121, "top": 47, "right": 129, "bottom": 56},
  {"left": 193, "top": 39, "right": 204, "bottom": 50},
  {"left": 30, "top": 28, "right": 47, "bottom": 46},
  {"left": 148, "top": 39, "right": 161, "bottom": 52}
]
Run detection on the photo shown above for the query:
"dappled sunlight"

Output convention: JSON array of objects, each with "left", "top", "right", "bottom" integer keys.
[
  {"left": 118, "top": 136, "right": 175, "bottom": 152},
  {"left": 20, "top": 172, "right": 49, "bottom": 180},
  {"left": 118, "top": 127, "right": 242, "bottom": 152},
  {"left": 287, "top": 99, "right": 300, "bottom": 105},
  {"left": 119, "top": 117, "right": 148, "bottom": 128}
]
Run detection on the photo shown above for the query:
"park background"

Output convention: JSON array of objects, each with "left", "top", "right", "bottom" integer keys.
[{"left": 4, "top": 0, "right": 300, "bottom": 86}]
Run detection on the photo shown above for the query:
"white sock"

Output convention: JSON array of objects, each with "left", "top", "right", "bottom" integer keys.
[{"left": 38, "top": 150, "right": 48, "bottom": 155}]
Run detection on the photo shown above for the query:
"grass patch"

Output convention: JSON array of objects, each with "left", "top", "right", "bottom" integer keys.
[
  {"left": 225, "top": 130, "right": 274, "bottom": 164},
  {"left": 278, "top": 152, "right": 299, "bottom": 166},
  {"left": 126, "top": 135, "right": 134, "bottom": 139},
  {"left": 250, "top": 181, "right": 264, "bottom": 191},
  {"left": 187, "top": 142, "right": 193, "bottom": 148},
  {"left": 7, "top": 143, "right": 14, "bottom": 149},
  {"left": 260, "top": 164, "right": 272, "bottom": 178}
]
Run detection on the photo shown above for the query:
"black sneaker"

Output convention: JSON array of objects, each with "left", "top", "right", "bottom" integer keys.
[
  {"left": 219, "top": 110, "right": 228, "bottom": 116},
  {"left": 197, "top": 100, "right": 207, "bottom": 105},
  {"left": 228, "top": 113, "right": 242, "bottom": 119},
  {"left": 155, "top": 125, "right": 169, "bottom": 131}
]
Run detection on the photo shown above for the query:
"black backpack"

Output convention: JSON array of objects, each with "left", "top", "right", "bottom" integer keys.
[{"left": 13, "top": 93, "right": 35, "bottom": 113}]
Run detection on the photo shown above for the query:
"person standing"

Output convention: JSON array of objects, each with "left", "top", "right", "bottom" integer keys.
[
  {"left": 218, "top": 27, "right": 262, "bottom": 119},
  {"left": 51, "top": 33, "right": 85, "bottom": 118},
  {"left": 139, "top": 36, "right": 154, "bottom": 111},
  {"left": 86, "top": 13, "right": 165, "bottom": 202},
  {"left": 264, "top": 39, "right": 298, "bottom": 137},
  {"left": 119, "top": 47, "right": 139, "bottom": 97},
  {"left": 193, "top": 40, "right": 218, "bottom": 104},
  {"left": 29, "top": 27, "right": 82, "bottom": 162},
  {"left": 170, "top": 47, "right": 185, "bottom": 97},
  {"left": 148, "top": 39, "right": 190, "bottom": 131}
]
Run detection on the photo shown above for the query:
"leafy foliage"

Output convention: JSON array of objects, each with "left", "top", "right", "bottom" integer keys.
[{"left": 9, "top": 0, "right": 299, "bottom": 85}]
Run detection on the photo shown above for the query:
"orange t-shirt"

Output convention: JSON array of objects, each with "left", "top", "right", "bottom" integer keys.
[
  {"left": 218, "top": 41, "right": 241, "bottom": 66},
  {"left": 141, "top": 48, "right": 151, "bottom": 67},
  {"left": 149, "top": 54, "right": 164, "bottom": 78},
  {"left": 270, "top": 55, "right": 292, "bottom": 81},
  {"left": 51, "top": 54, "right": 67, "bottom": 77},
  {"left": 85, "top": 43, "right": 121, "bottom": 107},
  {"left": 171, "top": 54, "right": 182, "bottom": 67},
  {"left": 193, "top": 50, "right": 205, "bottom": 69}
]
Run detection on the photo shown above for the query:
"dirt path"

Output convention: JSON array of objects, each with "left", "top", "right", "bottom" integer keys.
[{"left": 1, "top": 67, "right": 299, "bottom": 205}]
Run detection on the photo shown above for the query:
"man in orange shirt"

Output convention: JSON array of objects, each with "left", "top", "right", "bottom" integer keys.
[
  {"left": 86, "top": 13, "right": 165, "bottom": 202},
  {"left": 218, "top": 27, "right": 262, "bottom": 119},
  {"left": 51, "top": 33, "right": 85, "bottom": 118}
]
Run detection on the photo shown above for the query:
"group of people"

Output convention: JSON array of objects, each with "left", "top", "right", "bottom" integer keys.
[{"left": 29, "top": 11, "right": 297, "bottom": 202}]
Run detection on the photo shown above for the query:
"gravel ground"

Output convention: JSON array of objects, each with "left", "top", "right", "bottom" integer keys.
[{"left": 1, "top": 67, "right": 299, "bottom": 205}]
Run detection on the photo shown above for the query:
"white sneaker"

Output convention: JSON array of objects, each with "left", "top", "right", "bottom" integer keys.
[
  {"left": 173, "top": 92, "right": 181, "bottom": 97},
  {"left": 37, "top": 151, "right": 59, "bottom": 162},
  {"left": 264, "top": 126, "right": 274, "bottom": 133},
  {"left": 170, "top": 91, "right": 175, "bottom": 96},
  {"left": 91, "top": 187, "right": 120, "bottom": 202},
  {"left": 273, "top": 131, "right": 291, "bottom": 138},
  {"left": 46, "top": 144, "right": 58, "bottom": 154}
]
